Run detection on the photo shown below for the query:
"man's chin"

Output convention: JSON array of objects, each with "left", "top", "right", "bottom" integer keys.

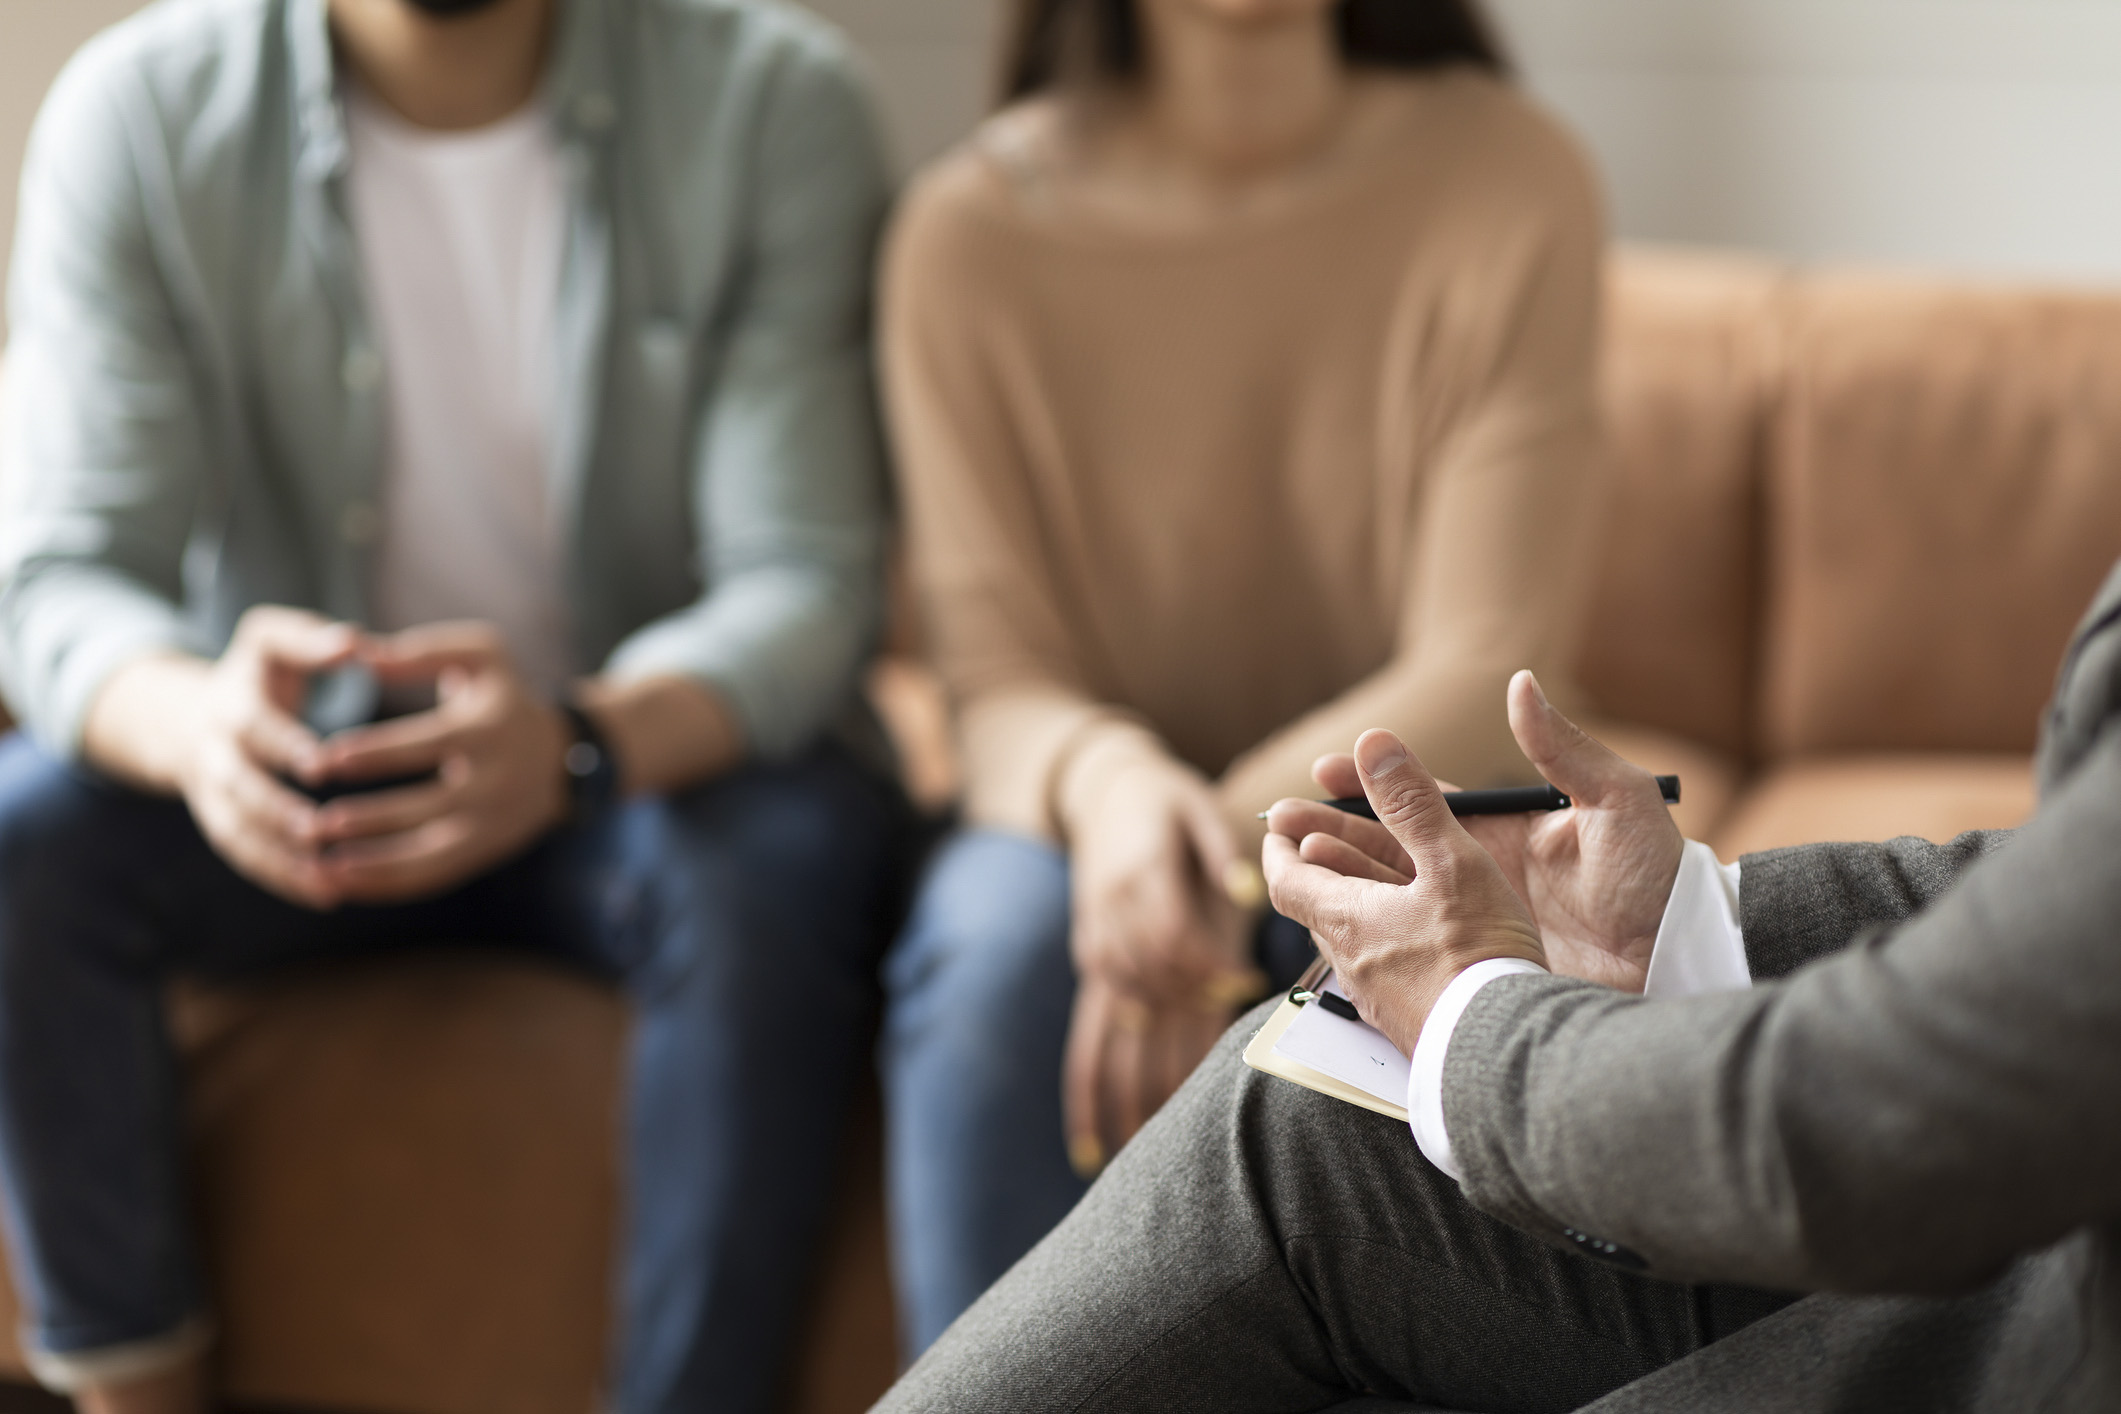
[{"left": 401, "top": 0, "right": 510, "bottom": 17}]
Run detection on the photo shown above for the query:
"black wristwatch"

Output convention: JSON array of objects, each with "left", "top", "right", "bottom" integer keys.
[{"left": 557, "top": 701, "right": 621, "bottom": 818}]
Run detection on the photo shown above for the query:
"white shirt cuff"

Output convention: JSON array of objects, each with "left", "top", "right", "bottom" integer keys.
[
  {"left": 1642, "top": 841, "right": 1751, "bottom": 999},
  {"left": 1406, "top": 957, "right": 1549, "bottom": 1181},
  {"left": 1405, "top": 842, "right": 1752, "bottom": 1181}
]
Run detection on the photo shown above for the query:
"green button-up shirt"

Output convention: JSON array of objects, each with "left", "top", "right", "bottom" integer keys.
[{"left": 0, "top": 0, "right": 892, "bottom": 760}]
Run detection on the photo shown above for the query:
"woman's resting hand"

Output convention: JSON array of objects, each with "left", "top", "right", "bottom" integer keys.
[{"left": 1064, "top": 754, "right": 1264, "bottom": 1173}]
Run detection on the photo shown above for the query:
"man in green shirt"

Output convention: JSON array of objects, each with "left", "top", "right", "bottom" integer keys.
[{"left": 0, "top": 0, "right": 902, "bottom": 1409}]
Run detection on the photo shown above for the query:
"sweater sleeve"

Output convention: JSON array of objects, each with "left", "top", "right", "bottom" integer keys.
[
  {"left": 881, "top": 168, "right": 1178, "bottom": 841},
  {"left": 1214, "top": 126, "right": 1607, "bottom": 830}
]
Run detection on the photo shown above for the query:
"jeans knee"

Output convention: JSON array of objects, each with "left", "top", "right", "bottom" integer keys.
[
  {"left": 883, "top": 831, "right": 1077, "bottom": 1087},
  {"left": 0, "top": 740, "right": 159, "bottom": 986},
  {"left": 0, "top": 739, "right": 95, "bottom": 870},
  {"left": 610, "top": 778, "right": 894, "bottom": 1008},
  {"left": 888, "top": 831, "right": 1070, "bottom": 1000}
]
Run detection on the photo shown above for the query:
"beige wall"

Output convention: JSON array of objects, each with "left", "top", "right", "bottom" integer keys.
[
  {"left": 1489, "top": 0, "right": 2121, "bottom": 286},
  {"left": 12, "top": 0, "right": 2121, "bottom": 315},
  {"left": 0, "top": 0, "right": 149, "bottom": 339},
  {"left": 800, "top": 0, "right": 998, "bottom": 171},
  {"left": 0, "top": 0, "right": 991, "bottom": 343}
]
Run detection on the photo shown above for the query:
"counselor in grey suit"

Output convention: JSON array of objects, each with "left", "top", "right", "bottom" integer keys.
[{"left": 873, "top": 559, "right": 2121, "bottom": 1414}]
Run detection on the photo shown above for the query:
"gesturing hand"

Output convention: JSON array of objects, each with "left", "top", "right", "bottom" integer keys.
[
  {"left": 307, "top": 622, "right": 572, "bottom": 904},
  {"left": 1263, "top": 728, "right": 1546, "bottom": 1059},
  {"left": 1064, "top": 756, "right": 1264, "bottom": 1174},
  {"left": 1264, "top": 672, "right": 1684, "bottom": 995},
  {"left": 173, "top": 607, "right": 362, "bottom": 909}
]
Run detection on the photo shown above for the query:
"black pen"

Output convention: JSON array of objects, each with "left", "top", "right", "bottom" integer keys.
[{"left": 1312, "top": 776, "right": 1681, "bottom": 820}]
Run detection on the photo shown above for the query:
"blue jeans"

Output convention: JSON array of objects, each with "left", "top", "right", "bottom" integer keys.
[
  {"left": 881, "top": 828, "right": 1313, "bottom": 1356},
  {"left": 0, "top": 734, "right": 908, "bottom": 1414}
]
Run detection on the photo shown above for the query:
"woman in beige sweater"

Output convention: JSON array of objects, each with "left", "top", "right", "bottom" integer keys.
[{"left": 881, "top": 0, "right": 1605, "bottom": 1352}]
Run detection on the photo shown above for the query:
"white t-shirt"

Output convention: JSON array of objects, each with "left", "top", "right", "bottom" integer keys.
[{"left": 345, "top": 84, "right": 573, "bottom": 696}]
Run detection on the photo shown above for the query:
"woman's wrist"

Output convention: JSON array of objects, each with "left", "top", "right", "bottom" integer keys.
[{"left": 1053, "top": 719, "right": 1188, "bottom": 845}]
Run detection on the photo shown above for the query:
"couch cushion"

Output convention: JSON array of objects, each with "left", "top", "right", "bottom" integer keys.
[
  {"left": 1760, "top": 272, "right": 2121, "bottom": 757},
  {"left": 1711, "top": 754, "right": 2036, "bottom": 861},
  {"left": 1579, "top": 249, "right": 1782, "bottom": 762},
  {"left": 0, "top": 955, "right": 627, "bottom": 1414},
  {"left": 177, "top": 956, "right": 625, "bottom": 1414}
]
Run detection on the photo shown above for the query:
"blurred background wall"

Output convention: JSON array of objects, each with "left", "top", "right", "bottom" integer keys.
[{"left": 6, "top": 0, "right": 2121, "bottom": 340}]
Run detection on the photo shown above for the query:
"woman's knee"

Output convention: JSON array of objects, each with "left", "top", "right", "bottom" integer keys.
[{"left": 886, "top": 830, "right": 1073, "bottom": 1017}]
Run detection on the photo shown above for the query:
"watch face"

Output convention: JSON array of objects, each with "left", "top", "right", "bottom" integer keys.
[{"left": 565, "top": 740, "right": 603, "bottom": 778}]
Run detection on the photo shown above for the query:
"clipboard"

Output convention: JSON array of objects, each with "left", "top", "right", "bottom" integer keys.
[{"left": 1242, "top": 960, "right": 1411, "bottom": 1124}]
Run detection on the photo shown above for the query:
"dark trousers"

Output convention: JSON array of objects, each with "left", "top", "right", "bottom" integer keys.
[
  {"left": 877, "top": 999, "right": 1822, "bottom": 1414},
  {"left": 0, "top": 733, "right": 909, "bottom": 1414}
]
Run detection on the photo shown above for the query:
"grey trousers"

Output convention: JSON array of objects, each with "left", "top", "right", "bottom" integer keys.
[{"left": 875, "top": 1002, "right": 2033, "bottom": 1413}]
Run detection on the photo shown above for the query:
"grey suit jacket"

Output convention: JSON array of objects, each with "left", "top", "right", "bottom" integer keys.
[{"left": 1443, "top": 559, "right": 2121, "bottom": 1411}]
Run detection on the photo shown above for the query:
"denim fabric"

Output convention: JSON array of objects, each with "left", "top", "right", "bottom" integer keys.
[
  {"left": 881, "top": 828, "right": 1315, "bottom": 1356},
  {"left": 0, "top": 734, "right": 908, "bottom": 1414}
]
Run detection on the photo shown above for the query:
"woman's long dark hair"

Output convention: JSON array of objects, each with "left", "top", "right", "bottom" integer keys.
[{"left": 1000, "top": 0, "right": 1510, "bottom": 103}]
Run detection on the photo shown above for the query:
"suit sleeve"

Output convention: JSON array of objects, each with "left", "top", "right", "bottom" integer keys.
[
  {"left": 1735, "top": 831, "right": 2013, "bottom": 979},
  {"left": 1441, "top": 725, "right": 2121, "bottom": 1297}
]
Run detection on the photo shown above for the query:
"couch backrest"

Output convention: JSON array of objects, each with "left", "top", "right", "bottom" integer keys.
[
  {"left": 1586, "top": 250, "right": 2121, "bottom": 765},
  {"left": 1580, "top": 250, "right": 1781, "bottom": 760},
  {"left": 1760, "top": 272, "right": 2121, "bottom": 757}
]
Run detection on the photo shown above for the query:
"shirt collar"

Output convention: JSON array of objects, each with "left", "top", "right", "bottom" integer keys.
[{"left": 287, "top": 0, "right": 616, "bottom": 181}]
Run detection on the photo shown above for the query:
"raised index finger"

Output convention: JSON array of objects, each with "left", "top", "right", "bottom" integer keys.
[{"left": 1352, "top": 729, "right": 1468, "bottom": 871}]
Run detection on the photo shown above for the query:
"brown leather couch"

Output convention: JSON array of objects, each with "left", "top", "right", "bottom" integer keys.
[{"left": 0, "top": 246, "right": 2117, "bottom": 1413}]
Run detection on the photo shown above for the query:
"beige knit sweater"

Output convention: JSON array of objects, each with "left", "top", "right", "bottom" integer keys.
[{"left": 882, "top": 71, "right": 1607, "bottom": 847}]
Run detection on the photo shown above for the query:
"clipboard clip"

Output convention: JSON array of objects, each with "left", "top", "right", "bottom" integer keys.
[{"left": 1290, "top": 953, "right": 1332, "bottom": 1007}]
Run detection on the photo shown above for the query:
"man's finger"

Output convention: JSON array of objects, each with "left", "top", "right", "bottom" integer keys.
[
  {"left": 313, "top": 778, "right": 460, "bottom": 844},
  {"left": 318, "top": 816, "right": 478, "bottom": 902},
  {"left": 237, "top": 706, "right": 328, "bottom": 784},
  {"left": 1352, "top": 728, "right": 1465, "bottom": 869},
  {"left": 1506, "top": 671, "right": 1646, "bottom": 809},
  {"left": 317, "top": 709, "right": 470, "bottom": 783},
  {"left": 1263, "top": 798, "right": 1414, "bottom": 876},
  {"left": 222, "top": 754, "right": 323, "bottom": 849},
  {"left": 1262, "top": 833, "right": 1375, "bottom": 948},
  {"left": 1298, "top": 831, "right": 1413, "bottom": 887},
  {"left": 237, "top": 608, "right": 364, "bottom": 673},
  {"left": 362, "top": 621, "right": 509, "bottom": 681}
]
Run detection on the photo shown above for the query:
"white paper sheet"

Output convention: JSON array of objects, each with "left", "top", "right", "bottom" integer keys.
[{"left": 1270, "top": 974, "right": 1409, "bottom": 1111}]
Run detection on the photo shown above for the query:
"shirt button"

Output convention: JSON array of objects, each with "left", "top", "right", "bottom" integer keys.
[
  {"left": 341, "top": 345, "right": 383, "bottom": 394},
  {"left": 573, "top": 92, "right": 616, "bottom": 132},
  {"left": 339, "top": 500, "right": 382, "bottom": 548}
]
